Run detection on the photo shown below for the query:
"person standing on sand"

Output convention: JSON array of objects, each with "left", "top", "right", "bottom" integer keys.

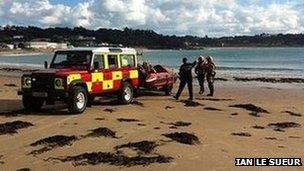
[
  {"left": 205, "top": 56, "right": 216, "bottom": 96},
  {"left": 195, "top": 56, "right": 206, "bottom": 94},
  {"left": 173, "top": 57, "right": 197, "bottom": 101}
]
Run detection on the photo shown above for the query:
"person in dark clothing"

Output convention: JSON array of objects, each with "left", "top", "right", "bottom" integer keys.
[
  {"left": 173, "top": 57, "right": 197, "bottom": 100},
  {"left": 205, "top": 56, "right": 216, "bottom": 96},
  {"left": 195, "top": 56, "right": 206, "bottom": 94}
]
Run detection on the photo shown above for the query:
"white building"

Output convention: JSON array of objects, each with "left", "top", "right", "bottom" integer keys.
[{"left": 29, "top": 41, "right": 67, "bottom": 49}]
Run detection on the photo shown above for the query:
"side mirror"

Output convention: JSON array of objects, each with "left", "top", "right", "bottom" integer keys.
[
  {"left": 44, "top": 61, "right": 48, "bottom": 69},
  {"left": 93, "top": 61, "right": 100, "bottom": 70}
]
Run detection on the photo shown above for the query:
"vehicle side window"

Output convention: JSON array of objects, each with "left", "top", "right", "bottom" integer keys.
[
  {"left": 93, "top": 54, "right": 104, "bottom": 69},
  {"left": 108, "top": 55, "right": 118, "bottom": 68},
  {"left": 120, "top": 55, "right": 135, "bottom": 67}
]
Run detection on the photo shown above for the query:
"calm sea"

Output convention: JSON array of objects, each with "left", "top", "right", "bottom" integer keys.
[{"left": 0, "top": 48, "right": 304, "bottom": 78}]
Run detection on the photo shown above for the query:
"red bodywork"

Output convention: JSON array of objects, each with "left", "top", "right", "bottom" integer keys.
[{"left": 140, "top": 65, "right": 176, "bottom": 91}]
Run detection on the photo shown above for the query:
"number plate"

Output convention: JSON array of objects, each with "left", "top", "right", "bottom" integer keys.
[{"left": 32, "top": 92, "right": 48, "bottom": 97}]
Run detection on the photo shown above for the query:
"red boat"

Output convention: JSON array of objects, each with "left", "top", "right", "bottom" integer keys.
[{"left": 138, "top": 64, "right": 177, "bottom": 95}]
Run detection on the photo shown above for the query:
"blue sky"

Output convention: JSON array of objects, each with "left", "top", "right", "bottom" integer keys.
[{"left": 0, "top": 0, "right": 303, "bottom": 37}]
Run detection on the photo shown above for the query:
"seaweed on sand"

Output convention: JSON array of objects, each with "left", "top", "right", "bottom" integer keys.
[
  {"left": 162, "top": 132, "right": 200, "bottom": 145},
  {"left": 29, "top": 135, "right": 78, "bottom": 155},
  {"left": 229, "top": 104, "right": 269, "bottom": 114},
  {"left": 0, "top": 121, "right": 34, "bottom": 135},
  {"left": 115, "top": 140, "right": 158, "bottom": 154},
  {"left": 231, "top": 132, "right": 251, "bottom": 137},
  {"left": 49, "top": 152, "right": 173, "bottom": 167},
  {"left": 84, "top": 127, "right": 117, "bottom": 138}
]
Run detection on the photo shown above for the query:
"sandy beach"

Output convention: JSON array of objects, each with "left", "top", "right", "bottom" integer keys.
[{"left": 0, "top": 74, "right": 303, "bottom": 171}]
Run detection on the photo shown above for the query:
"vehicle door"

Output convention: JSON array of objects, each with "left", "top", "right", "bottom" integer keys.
[{"left": 90, "top": 54, "right": 105, "bottom": 93}]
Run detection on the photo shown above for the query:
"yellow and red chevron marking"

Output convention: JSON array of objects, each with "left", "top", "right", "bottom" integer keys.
[{"left": 66, "top": 69, "right": 138, "bottom": 93}]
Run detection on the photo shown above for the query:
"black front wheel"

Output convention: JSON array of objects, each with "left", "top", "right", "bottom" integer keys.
[
  {"left": 67, "top": 86, "right": 88, "bottom": 114},
  {"left": 118, "top": 82, "right": 134, "bottom": 104},
  {"left": 22, "top": 95, "right": 44, "bottom": 112}
]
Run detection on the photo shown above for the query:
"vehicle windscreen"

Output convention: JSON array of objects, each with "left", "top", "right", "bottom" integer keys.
[{"left": 50, "top": 51, "right": 92, "bottom": 69}]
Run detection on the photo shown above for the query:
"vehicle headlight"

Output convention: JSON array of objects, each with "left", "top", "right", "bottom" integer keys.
[
  {"left": 54, "top": 78, "right": 64, "bottom": 90},
  {"left": 22, "top": 77, "right": 31, "bottom": 88}
]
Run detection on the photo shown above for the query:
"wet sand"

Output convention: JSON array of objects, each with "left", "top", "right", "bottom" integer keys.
[{"left": 0, "top": 75, "right": 304, "bottom": 170}]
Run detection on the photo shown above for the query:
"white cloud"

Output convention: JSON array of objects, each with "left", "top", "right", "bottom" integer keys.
[{"left": 0, "top": 0, "right": 303, "bottom": 37}]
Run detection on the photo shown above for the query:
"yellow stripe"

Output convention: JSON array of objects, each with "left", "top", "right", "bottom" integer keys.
[
  {"left": 92, "top": 72, "right": 103, "bottom": 82},
  {"left": 86, "top": 82, "right": 92, "bottom": 92},
  {"left": 112, "top": 71, "right": 123, "bottom": 80},
  {"left": 129, "top": 70, "right": 138, "bottom": 79},
  {"left": 67, "top": 74, "right": 81, "bottom": 84},
  {"left": 103, "top": 80, "right": 113, "bottom": 90}
]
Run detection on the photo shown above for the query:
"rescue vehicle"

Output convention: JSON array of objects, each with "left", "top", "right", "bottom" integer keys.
[{"left": 18, "top": 47, "right": 175, "bottom": 114}]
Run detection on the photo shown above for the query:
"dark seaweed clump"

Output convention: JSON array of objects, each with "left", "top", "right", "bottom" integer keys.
[
  {"left": 229, "top": 104, "right": 269, "bottom": 114},
  {"left": 117, "top": 118, "right": 139, "bottom": 122},
  {"left": 29, "top": 135, "right": 78, "bottom": 155},
  {"left": 52, "top": 152, "right": 173, "bottom": 167},
  {"left": 268, "top": 122, "right": 301, "bottom": 130},
  {"left": 162, "top": 132, "right": 200, "bottom": 145},
  {"left": 282, "top": 111, "right": 302, "bottom": 117},
  {"left": 85, "top": 127, "right": 117, "bottom": 138},
  {"left": 182, "top": 100, "right": 203, "bottom": 107},
  {"left": 4, "top": 83, "right": 17, "bottom": 87},
  {"left": 231, "top": 132, "right": 251, "bottom": 137},
  {"left": 252, "top": 125, "right": 265, "bottom": 129},
  {"left": 0, "top": 155, "right": 4, "bottom": 164},
  {"left": 115, "top": 140, "right": 158, "bottom": 154},
  {"left": 16, "top": 168, "right": 31, "bottom": 171},
  {"left": 170, "top": 121, "right": 192, "bottom": 127},
  {"left": 0, "top": 121, "right": 34, "bottom": 135},
  {"left": 204, "top": 107, "right": 222, "bottom": 111}
]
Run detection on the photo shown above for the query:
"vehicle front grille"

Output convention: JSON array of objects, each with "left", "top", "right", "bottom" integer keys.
[{"left": 32, "top": 75, "right": 54, "bottom": 92}]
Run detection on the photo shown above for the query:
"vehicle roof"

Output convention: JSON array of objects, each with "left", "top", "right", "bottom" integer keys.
[{"left": 57, "top": 47, "right": 137, "bottom": 54}]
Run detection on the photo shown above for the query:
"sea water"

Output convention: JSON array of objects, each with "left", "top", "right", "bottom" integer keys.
[{"left": 0, "top": 47, "right": 304, "bottom": 78}]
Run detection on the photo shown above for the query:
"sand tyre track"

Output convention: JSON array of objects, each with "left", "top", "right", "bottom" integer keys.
[
  {"left": 118, "top": 82, "right": 134, "bottom": 104},
  {"left": 22, "top": 94, "right": 44, "bottom": 111},
  {"left": 67, "top": 86, "right": 88, "bottom": 114}
]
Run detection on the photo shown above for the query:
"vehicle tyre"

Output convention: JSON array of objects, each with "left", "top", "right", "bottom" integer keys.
[
  {"left": 22, "top": 95, "right": 44, "bottom": 111},
  {"left": 118, "top": 82, "right": 134, "bottom": 104},
  {"left": 164, "top": 84, "right": 173, "bottom": 95},
  {"left": 67, "top": 86, "right": 88, "bottom": 114}
]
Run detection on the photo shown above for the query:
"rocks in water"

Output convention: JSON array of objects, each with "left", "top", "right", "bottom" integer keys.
[
  {"left": 0, "top": 121, "right": 34, "bottom": 135},
  {"left": 229, "top": 104, "right": 269, "bottom": 114},
  {"left": 231, "top": 132, "right": 251, "bottom": 137},
  {"left": 282, "top": 111, "right": 302, "bottom": 117},
  {"left": 162, "top": 132, "right": 200, "bottom": 145},
  {"left": 29, "top": 135, "right": 78, "bottom": 155},
  {"left": 85, "top": 127, "right": 117, "bottom": 138},
  {"left": 51, "top": 152, "right": 173, "bottom": 167},
  {"left": 117, "top": 118, "right": 140, "bottom": 122},
  {"left": 204, "top": 107, "right": 222, "bottom": 111},
  {"left": 115, "top": 140, "right": 158, "bottom": 154}
]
